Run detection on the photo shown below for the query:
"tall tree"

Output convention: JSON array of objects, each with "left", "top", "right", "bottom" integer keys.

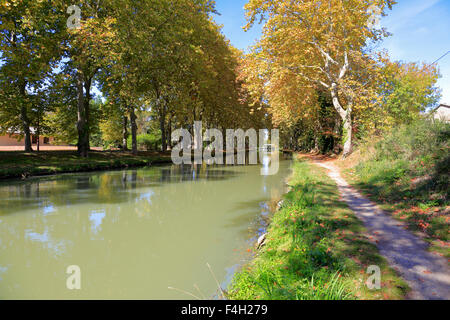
[
  {"left": 243, "top": 0, "right": 395, "bottom": 157},
  {"left": 62, "top": 0, "right": 118, "bottom": 157},
  {"left": 379, "top": 57, "right": 441, "bottom": 126},
  {"left": 0, "top": 0, "right": 65, "bottom": 151}
]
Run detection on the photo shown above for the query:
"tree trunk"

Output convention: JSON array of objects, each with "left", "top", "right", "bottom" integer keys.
[
  {"left": 312, "top": 136, "right": 319, "bottom": 153},
  {"left": 333, "top": 115, "right": 342, "bottom": 154},
  {"left": 18, "top": 81, "right": 32, "bottom": 152},
  {"left": 21, "top": 106, "right": 33, "bottom": 152},
  {"left": 36, "top": 114, "right": 40, "bottom": 152},
  {"left": 122, "top": 115, "right": 129, "bottom": 151},
  {"left": 330, "top": 85, "right": 353, "bottom": 158},
  {"left": 129, "top": 106, "right": 138, "bottom": 155},
  {"left": 76, "top": 75, "right": 88, "bottom": 158},
  {"left": 167, "top": 118, "right": 172, "bottom": 150},
  {"left": 84, "top": 80, "right": 91, "bottom": 153},
  {"left": 342, "top": 108, "right": 352, "bottom": 158},
  {"left": 76, "top": 74, "right": 93, "bottom": 158},
  {"left": 159, "top": 111, "right": 167, "bottom": 152}
]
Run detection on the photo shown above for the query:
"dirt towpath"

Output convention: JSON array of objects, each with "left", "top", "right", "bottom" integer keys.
[{"left": 313, "top": 160, "right": 450, "bottom": 300}]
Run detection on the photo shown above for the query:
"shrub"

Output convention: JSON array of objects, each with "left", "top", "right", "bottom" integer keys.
[
  {"left": 356, "top": 119, "right": 449, "bottom": 191},
  {"left": 350, "top": 119, "right": 449, "bottom": 246},
  {"left": 127, "top": 133, "right": 162, "bottom": 151}
]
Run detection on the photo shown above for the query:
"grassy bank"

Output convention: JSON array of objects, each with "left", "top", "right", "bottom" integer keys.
[
  {"left": 228, "top": 160, "right": 408, "bottom": 300},
  {"left": 0, "top": 151, "right": 172, "bottom": 180},
  {"left": 341, "top": 120, "right": 449, "bottom": 259}
]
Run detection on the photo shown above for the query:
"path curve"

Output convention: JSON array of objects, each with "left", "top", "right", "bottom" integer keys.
[{"left": 314, "top": 161, "right": 450, "bottom": 300}]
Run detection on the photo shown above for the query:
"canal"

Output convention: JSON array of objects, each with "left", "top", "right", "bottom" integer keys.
[{"left": 0, "top": 159, "right": 292, "bottom": 299}]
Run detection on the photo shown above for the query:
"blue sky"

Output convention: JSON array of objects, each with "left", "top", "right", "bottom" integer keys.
[
  {"left": 213, "top": 0, "right": 262, "bottom": 52},
  {"left": 213, "top": 0, "right": 450, "bottom": 104}
]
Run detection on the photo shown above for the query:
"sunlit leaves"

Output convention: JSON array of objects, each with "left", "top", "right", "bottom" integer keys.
[{"left": 240, "top": 0, "right": 401, "bottom": 144}]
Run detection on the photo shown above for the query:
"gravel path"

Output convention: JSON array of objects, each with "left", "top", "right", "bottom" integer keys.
[{"left": 315, "top": 161, "right": 450, "bottom": 300}]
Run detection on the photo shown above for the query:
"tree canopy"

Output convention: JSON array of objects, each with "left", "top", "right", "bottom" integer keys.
[
  {"left": 0, "top": 0, "right": 441, "bottom": 157},
  {"left": 238, "top": 0, "right": 439, "bottom": 156}
]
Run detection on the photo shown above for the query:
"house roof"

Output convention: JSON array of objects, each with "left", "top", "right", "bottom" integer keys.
[{"left": 432, "top": 103, "right": 450, "bottom": 112}]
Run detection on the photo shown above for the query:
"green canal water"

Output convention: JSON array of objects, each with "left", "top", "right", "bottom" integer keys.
[{"left": 0, "top": 159, "right": 292, "bottom": 299}]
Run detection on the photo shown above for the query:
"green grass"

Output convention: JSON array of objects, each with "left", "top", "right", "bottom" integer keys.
[
  {"left": 344, "top": 120, "right": 449, "bottom": 259},
  {"left": 0, "top": 150, "right": 172, "bottom": 180},
  {"left": 228, "top": 160, "right": 408, "bottom": 300}
]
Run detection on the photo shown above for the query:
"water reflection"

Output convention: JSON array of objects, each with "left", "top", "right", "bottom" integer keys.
[
  {"left": 0, "top": 165, "right": 241, "bottom": 216},
  {"left": 89, "top": 210, "right": 106, "bottom": 237},
  {"left": 24, "top": 228, "right": 68, "bottom": 257},
  {"left": 0, "top": 160, "right": 292, "bottom": 299},
  {"left": 0, "top": 266, "right": 8, "bottom": 281}
]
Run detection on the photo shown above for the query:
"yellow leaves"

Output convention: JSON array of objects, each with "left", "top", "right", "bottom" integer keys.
[{"left": 241, "top": 0, "right": 399, "bottom": 131}]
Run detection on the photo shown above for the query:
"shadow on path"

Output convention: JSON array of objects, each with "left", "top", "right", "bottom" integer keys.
[{"left": 314, "top": 161, "right": 450, "bottom": 300}]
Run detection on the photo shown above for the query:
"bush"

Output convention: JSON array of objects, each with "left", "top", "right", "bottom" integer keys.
[
  {"left": 350, "top": 119, "right": 449, "bottom": 247},
  {"left": 372, "top": 119, "right": 449, "bottom": 163},
  {"left": 127, "top": 133, "right": 162, "bottom": 151},
  {"left": 357, "top": 119, "right": 449, "bottom": 190}
]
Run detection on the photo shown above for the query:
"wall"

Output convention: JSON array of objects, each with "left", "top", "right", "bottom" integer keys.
[
  {"left": 0, "top": 135, "right": 54, "bottom": 146},
  {"left": 434, "top": 106, "right": 450, "bottom": 122},
  {"left": 0, "top": 134, "right": 25, "bottom": 146}
]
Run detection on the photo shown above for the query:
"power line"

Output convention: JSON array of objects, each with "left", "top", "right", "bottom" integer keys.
[{"left": 432, "top": 51, "right": 450, "bottom": 65}]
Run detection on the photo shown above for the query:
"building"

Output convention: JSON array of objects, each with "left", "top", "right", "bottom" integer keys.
[
  {"left": 432, "top": 104, "right": 450, "bottom": 122},
  {"left": 0, "top": 128, "right": 55, "bottom": 147}
]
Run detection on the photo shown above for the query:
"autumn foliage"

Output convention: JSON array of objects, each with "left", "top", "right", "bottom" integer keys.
[
  {"left": 0, "top": 0, "right": 442, "bottom": 157},
  {"left": 239, "top": 0, "right": 440, "bottom": 155}
]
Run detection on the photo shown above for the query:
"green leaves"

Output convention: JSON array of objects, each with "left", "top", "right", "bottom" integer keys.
[{"left": 1, "top": 0, "right": 267, "bottom": 151}]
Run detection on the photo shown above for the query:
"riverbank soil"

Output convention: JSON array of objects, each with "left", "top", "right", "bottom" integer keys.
[
  {"left": 229, "top": 159, "right": 409, "bottom": 300},
  {"left": 303, "top": 154, "right": 450, "bottom": 300},
  {"left": 0, "top": 150, "right": 172, "bottom": 180}
]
